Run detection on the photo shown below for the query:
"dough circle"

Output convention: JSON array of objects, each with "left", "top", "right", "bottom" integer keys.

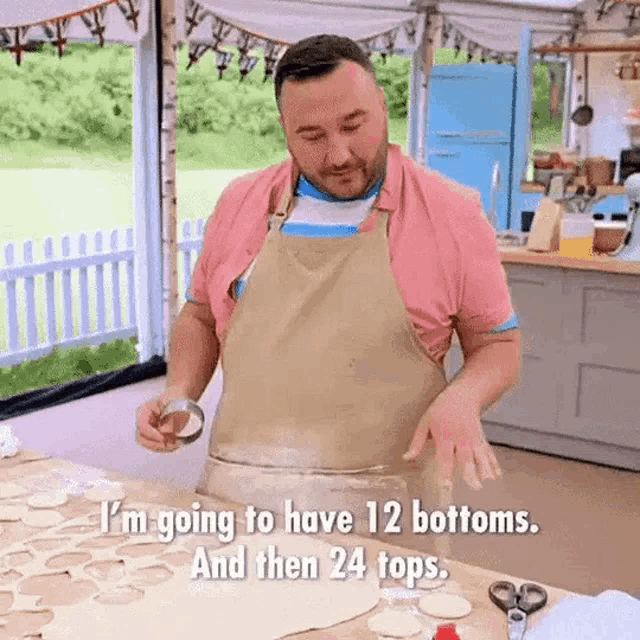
[
  {"left": 0, "top": 504, "right": 29, "bottom": 521},
  {"left": 418, "top": 593, "right": 472, "bottom": 619},
  {"left": 410, "top": 576, "right": 446, "bottom": 590},
  {"left": 367, "top": 611, "right": 422, "bottom": 638},
  {"left": 84, "top": 485, "right": 126, "bottom": 502},
  {"left": 0, "top": 482, "right": 29, "bottom": 499},
  {"left": 21, "top": 510, "right": 65, "bottom": 528},
  {"left": 27, "top": 491, "right": 68, "bottom": 509}
]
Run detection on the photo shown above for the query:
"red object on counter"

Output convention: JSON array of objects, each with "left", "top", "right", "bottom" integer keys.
[{"left": 432, "top": 623, "right": 460, "bottom": 640}]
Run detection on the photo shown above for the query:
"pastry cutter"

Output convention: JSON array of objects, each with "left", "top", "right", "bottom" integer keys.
[{"left": 159, "top": 398, "right": 205, "bottom": 445}]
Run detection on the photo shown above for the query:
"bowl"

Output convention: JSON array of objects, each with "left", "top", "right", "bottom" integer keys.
[
  {"left": 593, "top": 222, "right": 627, "bottom": 253},
  {"left": 584, "top": 159, "right": 616, "bottom": 187},
  {"left": 533, "top": 168, "right": 574, "bottom": 188}
]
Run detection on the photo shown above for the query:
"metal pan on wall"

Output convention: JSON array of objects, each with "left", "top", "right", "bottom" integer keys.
[{"left": 571, "top": 53, "right": 594, "bottom": 127}]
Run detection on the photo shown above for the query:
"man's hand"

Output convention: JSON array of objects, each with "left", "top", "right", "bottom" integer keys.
[
  {"left": 135, "top": 300, "right": 220, "bottom": 453},
  {"left": 403, "top": 390, "right": 501, "bottom": 489},
  {"left": 136, "top": 388, "right": 190, "bottom": 453},
  {"left": 402, "top": 328, "right": 520, "bottom": 489}
]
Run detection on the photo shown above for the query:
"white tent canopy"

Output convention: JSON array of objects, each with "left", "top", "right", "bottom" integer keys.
[
  {"left": 177, "top": 0, "right": 423, "bottom": 50},
  {"left": 0, "top": 1, "right": 151, "bottom": 46},
  {"left": 3, "top": 0, "right": 640, "bottom": 58},
  {"left": 437, "top": 0, "right": 583, "bottom": 54},
  {"left": 0, "top": 0, "right": 595, "bottom": 57}
]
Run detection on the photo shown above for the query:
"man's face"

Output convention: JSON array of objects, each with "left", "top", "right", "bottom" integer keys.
[{"left": 278, "top": 60, "right": 388, "bottom": 199}]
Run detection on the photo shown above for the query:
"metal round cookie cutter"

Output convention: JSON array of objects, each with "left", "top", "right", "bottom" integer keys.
[{"left": 159, "top": 399, "right": 205, "bottom": 445}]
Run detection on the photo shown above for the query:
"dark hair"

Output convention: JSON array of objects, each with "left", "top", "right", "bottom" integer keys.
[{"left": 274, "top": 34, "right": 375, "bottom": 109}]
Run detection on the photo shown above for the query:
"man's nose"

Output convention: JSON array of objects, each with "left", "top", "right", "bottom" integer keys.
[{"left": 325, "top": 136, "right": 353, "bottom": 168}]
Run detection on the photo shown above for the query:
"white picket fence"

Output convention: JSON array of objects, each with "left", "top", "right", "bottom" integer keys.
[{"left": 0, "top": 219, "right": 206, "bottom": 368}]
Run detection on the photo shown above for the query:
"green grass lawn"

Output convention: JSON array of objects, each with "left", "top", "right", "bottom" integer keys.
[{"left": 0, "top": 119, "right": 409, "bottom": 247}]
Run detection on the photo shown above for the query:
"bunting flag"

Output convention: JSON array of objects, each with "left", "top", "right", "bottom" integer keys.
[
  {"left": 181, "top": 2, "right": 420, "bottom": 80},
  {"left": 42, "top": 19, "right": 71, "bottom": 58},
  {"left": 186, "top": 42, "right": 212, "bottom": 69},
  {"left": 263, "top": 41, "right": 285, "bottom": 83},
  {"left": 0, "top": 0, "right": 142, "bottom": 64},
  {"left": 184, "top": 0, "right": 208, "bottom": 36},
  {"left": 1, "top": 0, "right": 420, "bottom": 78},
  {"left": 0, "top": 26, "right": 31, "bottom": 66},
  {"left": 597, "top": 0, "right": 640, "bottom": 22},
  {"left": 116, "top": 0, "right": 141, "bottom": 32},
  {"left": 0, "top": 0, "right": 555, "bottom": 77},
  {"left": 438, "top": 15, "right": 580, "bottom": 65},
  {"left": 79, "top": 5, "right": 110, "bottom": 46}
]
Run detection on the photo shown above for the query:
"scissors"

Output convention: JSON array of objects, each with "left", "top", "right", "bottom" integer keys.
[{"left": 488, "top": 580, "right": 548, "bottom": 640}]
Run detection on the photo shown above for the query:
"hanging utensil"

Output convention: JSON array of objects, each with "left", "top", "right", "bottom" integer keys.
[{"left": 571, "top": 53, "right": 594, "bottom": 127}]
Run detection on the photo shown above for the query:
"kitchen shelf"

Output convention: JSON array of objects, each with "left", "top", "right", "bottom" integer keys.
[
  {"left": 535, "top": 44, "right": 640, "bottom": 54},
  {"left": 520, "top": 182, "right": 626, "bottom": 195}
]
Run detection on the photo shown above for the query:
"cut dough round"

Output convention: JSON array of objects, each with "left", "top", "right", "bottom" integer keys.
[
  {"left": 367, "top": 610, "right": 423, "bottom": 638},
  {"left": 84, "top": 485, "right": 126, "bottom": 502},
  {"left": 21, "top": 510, "right": 65, "bottom": 528},
  {"left": 0, "top": 505, "right": 29, "bottom": 521},
  {"left": 418, "top": 593, "right": 472, "bottom": 619},
  {"left": 0, "top": 483, "right": 29, "bottom": 499},
  {"left": 27, "top": 491, "right": 68, "bottom": 509},
  {"left": 411, "top": 576, "right": 446, "bottom": 590}
]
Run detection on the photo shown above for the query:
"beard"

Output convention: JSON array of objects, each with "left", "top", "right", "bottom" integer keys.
[{"left": 288, "top": 132, "right": 389, "bottom": 200}]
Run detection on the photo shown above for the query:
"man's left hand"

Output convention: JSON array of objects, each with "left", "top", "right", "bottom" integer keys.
[{"left": 402, "top": 390, "right": 502, "bottom": 490}]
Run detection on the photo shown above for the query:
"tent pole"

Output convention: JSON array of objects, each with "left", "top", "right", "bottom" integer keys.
[
  {"left": 512, "top": 24, "right": 534, "bottom": 231},
  {"left": 159, "top": 0, "right": 180, "bottom": 360},
  {"left": 408, "top": 48, "right": 421, "bottom": 160},
  {"left": 133, "top": 0, "right": 164, "bottom": 362},
  {"left": 416, "top": 9, "right": 436, "bottom": 166}
]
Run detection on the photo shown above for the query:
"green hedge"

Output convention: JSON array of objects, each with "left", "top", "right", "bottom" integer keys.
[
  {"left": 0, "top": 43, "right": 411, "bottom": 148},
  {"left": 0, "top": 42, "right": 556, "bottom": 148}
]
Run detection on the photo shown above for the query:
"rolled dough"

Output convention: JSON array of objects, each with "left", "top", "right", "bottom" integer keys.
[
  {"left": 367, "top": 610, "right": 423, "bottom": 637},
  {"left": 0, "top": 482, "right": 29, "bottom": 499},
  {"left": 27, "top": 491, "right": 68, "bottom": 509},
  {"left": 418, "top": 593, "right": 472, "bottom": 619},
  {"left": 21, "top": 510, "right": 65, "bottom": 528},
  {"left": 0, "top": 504, "right": 29, "bottom": 521},
  {"left": 84, "top": 485, "right": 126, "bottom": 502},
  {"left": 41, "top": 533, "right": 381, "bottom": 639}
]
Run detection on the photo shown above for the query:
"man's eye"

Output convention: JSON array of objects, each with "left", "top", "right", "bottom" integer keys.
[
  {"left": 343, "top": 125, "right": 360, "bottom": 132},
  {"left": 302, "top": 134, "right": 324, "bottom": 142}
]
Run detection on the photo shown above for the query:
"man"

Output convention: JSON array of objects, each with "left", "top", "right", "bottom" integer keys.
[{"left": 136, "top": 35, "right": 521, "bottom": 520}]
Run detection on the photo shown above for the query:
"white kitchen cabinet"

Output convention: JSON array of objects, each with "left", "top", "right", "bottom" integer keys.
[{"left": 445, "top": 262, "right": 640, "bottom": 471}]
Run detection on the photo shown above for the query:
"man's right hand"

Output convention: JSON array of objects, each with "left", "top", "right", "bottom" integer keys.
[{"left": 136, "top": 389, "right": 190, "bottom": 453}]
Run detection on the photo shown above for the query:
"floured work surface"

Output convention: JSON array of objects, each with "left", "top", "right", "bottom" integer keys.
[
  {"left": 0, "top": 457, "right": 580, "bottom": 640},
  {"left": 0, "top": 505, "right": 380, "bottom": 639}
]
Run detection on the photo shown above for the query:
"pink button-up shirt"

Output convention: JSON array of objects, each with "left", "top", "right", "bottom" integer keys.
[{"left": 189, "top": 144, "right": 515, "bottom": 365}]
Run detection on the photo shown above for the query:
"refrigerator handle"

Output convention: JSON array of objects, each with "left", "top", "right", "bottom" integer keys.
[
  {"left": 488, "top": 161, "right": 501, "bottom": 230},
  {"left": 437, "top": 130, "right": 507, "bottom": 138},
  {"left": 427, "top": 151, "right": 461, "bottom": 158}
]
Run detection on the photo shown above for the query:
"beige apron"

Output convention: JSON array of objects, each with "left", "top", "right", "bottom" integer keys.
[{"left": 196, "top": 182, "right": 448, "bottom": 537}]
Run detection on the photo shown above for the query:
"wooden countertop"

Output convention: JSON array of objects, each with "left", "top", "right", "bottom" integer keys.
[
  {"left": 499, "top": 247, "right": 640, "bottom": 275},
  {"left": 520, "top": 183, "right": 626, "bottom": 195},
  {"left": 0, "top": 453, "right": 579, "bottom": 640}
]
